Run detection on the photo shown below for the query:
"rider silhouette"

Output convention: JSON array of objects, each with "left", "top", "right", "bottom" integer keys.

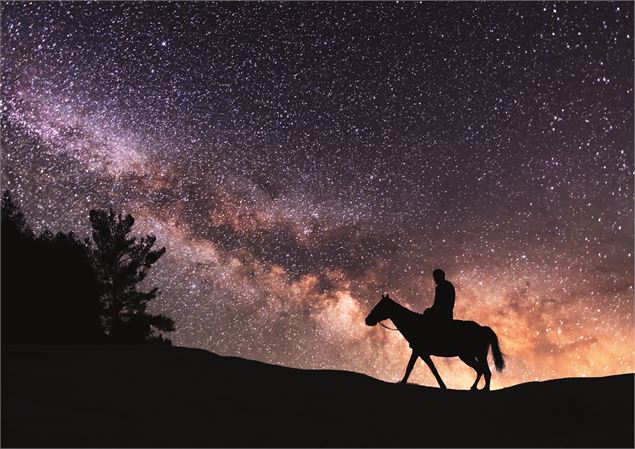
[{"left": 423, "top": 269, "right": 455, "bottom": 323}]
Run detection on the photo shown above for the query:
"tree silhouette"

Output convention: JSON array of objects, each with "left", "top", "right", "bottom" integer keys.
[
  {"left": 1, "top": 191, "right": 104, "bottom": 344},
  {"left": 1, "top": 190, "right": 175, "bottom": 345},
  {"left": 2, "top": 190, "right": 31, "bottom": 237},
  {"left": 89, "top": 208, "right": 174, "bottom": 344}
]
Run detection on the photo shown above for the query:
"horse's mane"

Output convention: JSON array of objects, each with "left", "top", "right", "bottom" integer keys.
[{"left": 385, "top": 297, "right": 423, "bottom": 322}]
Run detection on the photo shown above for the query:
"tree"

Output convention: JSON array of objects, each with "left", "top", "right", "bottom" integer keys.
[
  {"left": 89, "top": 208, "right": 174, "bottom": 344},
  {"left": 1, "top": 190, "right": 104, "bottom": 344},
  {"left": 1, "top": 190, "right": 30, "bottom": 238}
]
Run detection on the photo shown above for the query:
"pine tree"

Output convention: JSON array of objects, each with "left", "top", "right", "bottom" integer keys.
[
  {"left": 89, "top": 208, "right": 174, "bottom": 344},
  {"left": 2, "top": 190, "right": 31, "bottom": 237},
  {"left": 2, "top": 190, "right": 104, "bottom": 344}
]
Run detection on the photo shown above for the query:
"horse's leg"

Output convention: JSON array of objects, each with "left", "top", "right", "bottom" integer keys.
[
  {"left": 479, "top": 350, "right": 492, "bottom": 391},
  {"left": 459, "top": 355, "right": 482, "bottom": 390},
  {"left": 400, "top": 350, "right": 418, "bottom": 384},
  {"left": 421, "top": 355, "right": 447, "bottom": 389}
]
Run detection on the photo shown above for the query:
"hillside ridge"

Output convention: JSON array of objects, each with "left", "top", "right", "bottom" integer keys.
[{"left": 2, "top": 345, "right": 633, "bottom": 447}]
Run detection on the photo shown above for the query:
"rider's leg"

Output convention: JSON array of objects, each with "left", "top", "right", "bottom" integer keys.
[
  {"left": 400, "top": 350, "right": 418, "bottom": 383},
  {"left": 421, "top": 355, "right": 447, "bottom": 389},
  {"left": 459, "top": 355, "right": 481, "bottom": 390}
]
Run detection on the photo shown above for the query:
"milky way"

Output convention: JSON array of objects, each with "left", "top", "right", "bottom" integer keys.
[{"left": 1, "top": 2, "right": 633, "bottom": 388}]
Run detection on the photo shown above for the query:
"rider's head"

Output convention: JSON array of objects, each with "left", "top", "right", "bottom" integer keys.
[{"left": 433, "top": 269, "right": 445, "bottom": 284}]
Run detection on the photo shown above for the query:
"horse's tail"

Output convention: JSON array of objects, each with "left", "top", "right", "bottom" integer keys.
[{"left": 486, "top": 327, "right": 505, "bottom": 372}]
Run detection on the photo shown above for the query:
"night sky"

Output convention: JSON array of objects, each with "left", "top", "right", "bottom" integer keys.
[{"left": 1, "top": 1, "right": 633, "bottom": 389}]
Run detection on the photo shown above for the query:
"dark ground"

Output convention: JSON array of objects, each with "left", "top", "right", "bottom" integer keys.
[{"left": 2, "top": 345, "right": 633, "bottom": 447}]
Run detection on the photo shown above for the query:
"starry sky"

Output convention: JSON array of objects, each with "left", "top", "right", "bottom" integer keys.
[{"left": 1, "top": 1, "right": 633, "bottom": 389}]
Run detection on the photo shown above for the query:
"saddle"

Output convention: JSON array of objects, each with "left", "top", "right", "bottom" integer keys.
[{"left": 416, "top": 312, "right": 456, "bottom": 342}]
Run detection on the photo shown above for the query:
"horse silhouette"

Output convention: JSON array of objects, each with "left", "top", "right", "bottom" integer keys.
[{"left": 365, "top": 293, "right": 505, "bottom": 390}]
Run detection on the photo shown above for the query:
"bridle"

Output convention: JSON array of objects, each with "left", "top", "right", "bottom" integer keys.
[
  {"left": 378, "top": 320, "right": 398, "bottom": 331},
  {"left": 371, "top": 294, "right": 399, "bottom": 331}
]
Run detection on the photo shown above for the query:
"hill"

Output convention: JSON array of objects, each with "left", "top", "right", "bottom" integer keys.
[{"left": 2, "top": 345, "right": 633, "bottom": 447}]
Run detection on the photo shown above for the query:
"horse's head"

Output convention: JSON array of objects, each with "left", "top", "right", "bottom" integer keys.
[{"left": 365, "top": 293, "right": 393, "bottom": 326}]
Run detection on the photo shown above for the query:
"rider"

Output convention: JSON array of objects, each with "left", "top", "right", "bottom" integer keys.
[{"left": 423, "top": 269, "right": 455, "bottom": 325}]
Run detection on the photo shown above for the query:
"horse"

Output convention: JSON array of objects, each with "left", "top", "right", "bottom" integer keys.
[{"left": 365, "top": 293, "right": 505, "bottom": 390}]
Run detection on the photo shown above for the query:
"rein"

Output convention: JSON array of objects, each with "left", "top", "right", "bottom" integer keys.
[{"left": 378, "top": 320, "right": 398, "bottom": 331}]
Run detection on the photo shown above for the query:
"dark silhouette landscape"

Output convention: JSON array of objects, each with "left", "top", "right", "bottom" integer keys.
[{"left": 2, "top": 345, "right": 633, "bottom": 448}]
